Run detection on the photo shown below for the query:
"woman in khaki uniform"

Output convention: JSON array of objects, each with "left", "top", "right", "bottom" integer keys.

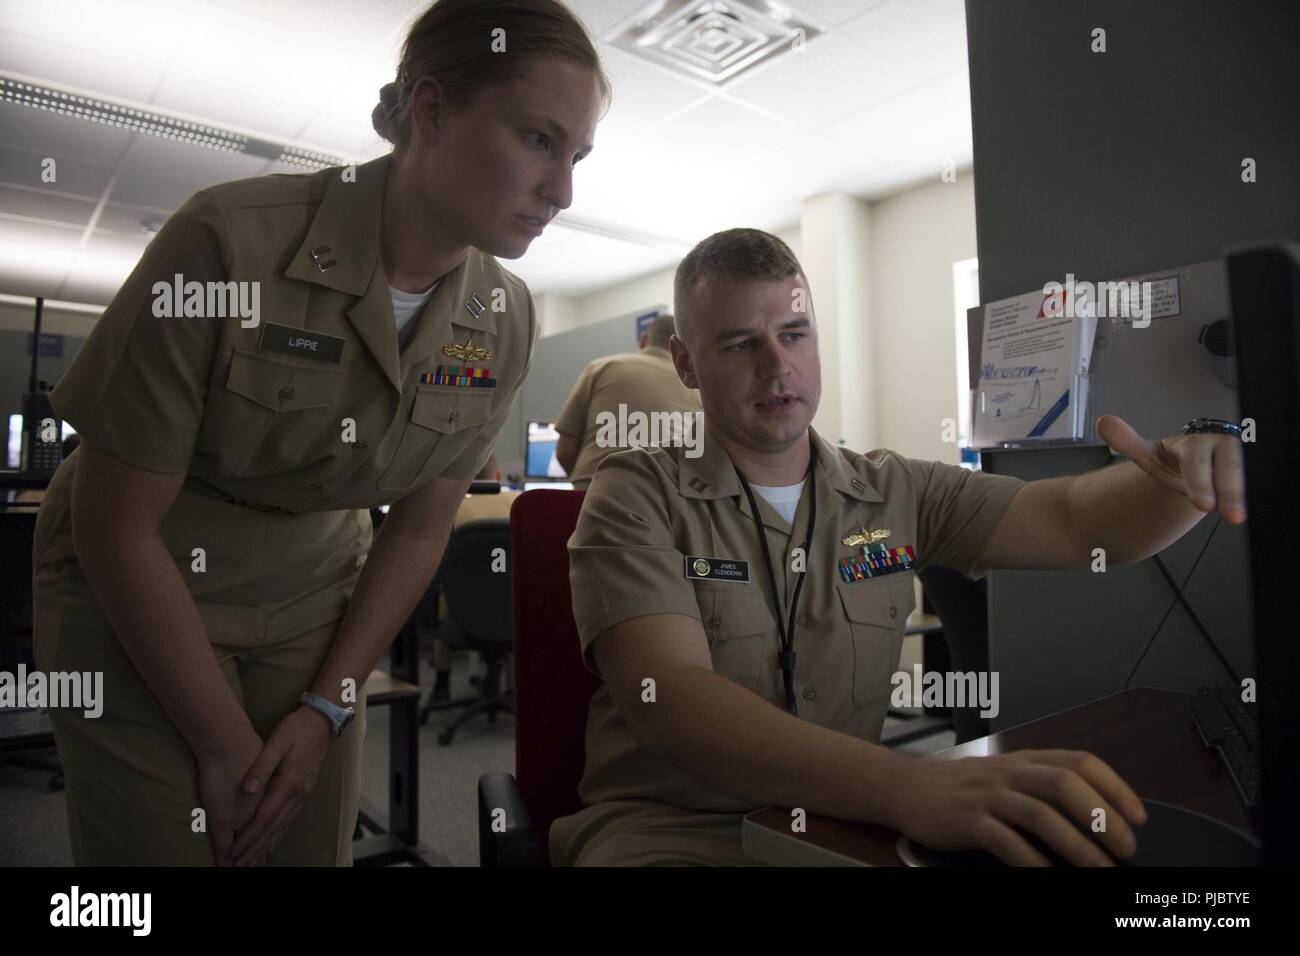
[{"left": 32, "top": 0, "right": 606, "bottom": 866}]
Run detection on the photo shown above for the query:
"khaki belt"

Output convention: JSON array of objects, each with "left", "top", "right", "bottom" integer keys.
[{"left": 184, "top": 476, "right": 300, "bottom": 516}]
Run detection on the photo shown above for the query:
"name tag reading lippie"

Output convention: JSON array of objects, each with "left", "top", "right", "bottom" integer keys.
[
  {"left": 259, "top": 322, "right": 346, "bottom": 364},
  {"left": 684, "top": 555, "right": 750, "bottom": 584}
]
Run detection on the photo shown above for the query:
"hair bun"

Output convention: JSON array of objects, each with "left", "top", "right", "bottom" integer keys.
[{"left": 371, "top": 81, "right": 400, "bottom": 141}]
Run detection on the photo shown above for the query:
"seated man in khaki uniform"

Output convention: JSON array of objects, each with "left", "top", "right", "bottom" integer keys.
[
  {"left": 555, "top": 314, "right": 702, "bottom": 489},
  {"left": 550, "top": 228, "right": 1247, "bottom": 867}
]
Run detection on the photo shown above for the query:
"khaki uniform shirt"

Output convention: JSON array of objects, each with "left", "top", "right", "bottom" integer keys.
[
  {"left": 37, "top": 153, "right": 537, "bottom": 641},
  {"left": 565, "top": 425, "right": 1025, "bottom": 816},
  {"left": 555, "top": 346, "right": 701, "bottom": 489}
]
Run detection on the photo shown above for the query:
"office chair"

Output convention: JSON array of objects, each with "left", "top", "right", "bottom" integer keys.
[
  {"left": 478, "top": 489, "right": 599, "bottom": 866},
  {"left": 421, "top": 519, "right": 515, "bottom": 746},
  {"left": 917, "top": 565, "right": 991, "bottom": 744}
]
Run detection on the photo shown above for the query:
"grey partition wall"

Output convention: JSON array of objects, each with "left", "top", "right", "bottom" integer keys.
[
  {"left": 492, "top": 308, "right": 664, "bottom": 482},
  {"left": 965, "top": 0, "right": 1299, "bottom": 727}
]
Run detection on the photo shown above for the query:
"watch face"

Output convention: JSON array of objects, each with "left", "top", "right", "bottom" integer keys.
[{"left": 337, "top": 709, "right": 355, "bottom": 734}]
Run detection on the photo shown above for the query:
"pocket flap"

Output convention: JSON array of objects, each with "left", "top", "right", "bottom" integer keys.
[
  {"left": 408, "top": 386, "right": 495, "bottom": 434},
  {"left": 837, "top": 577, "right": 915, "bottom": 628},
  {"left": 225, "top": 348, "right": 343, "bottom": 412},
  {"left": 704, "top": 588, "right": 773, "bottom": 641}
]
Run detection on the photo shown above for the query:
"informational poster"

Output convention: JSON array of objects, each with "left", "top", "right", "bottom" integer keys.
[{"left": 973, "top": 286, "right": 1097, "bottom": 446}]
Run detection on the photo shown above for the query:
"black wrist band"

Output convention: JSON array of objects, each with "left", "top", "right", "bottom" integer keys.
[{"left": 1181, "top": 417, "right": 1242, "bottom": 437}]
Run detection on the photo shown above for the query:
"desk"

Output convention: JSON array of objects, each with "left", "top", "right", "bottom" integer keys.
[
  {"left": 743, "top": 688, "right": 1257, "bottom": 865},
  {"left": 352, "top": 604, "right": 434, "bottom": 866}
]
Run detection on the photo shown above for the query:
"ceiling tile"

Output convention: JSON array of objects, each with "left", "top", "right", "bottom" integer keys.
[
  {"left": 0, "top": 143, "right": 116, "bottom": 200},
  {"left": 510, "top": 219, "right": 680, "bottom": 296},
  {"left": 0, "top": 100, "right": 134, "bottom": 165},
  {"left": 724, "top": 29, "right": 911, "bottom": 129},
  {"left": 840, "top": 0, "right": 969, "bottom": 86},
  {"left": 0, "top": 184, "right": 96, "bottom": 229}
]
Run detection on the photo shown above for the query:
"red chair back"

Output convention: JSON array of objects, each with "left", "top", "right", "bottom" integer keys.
[{"left": 509, "top": 489, "right": 600, "bottom": 864}]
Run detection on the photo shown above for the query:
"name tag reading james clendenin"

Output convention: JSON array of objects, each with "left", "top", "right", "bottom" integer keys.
[{"left": 684, "top": 555, "right": 751, "bottom": 584}]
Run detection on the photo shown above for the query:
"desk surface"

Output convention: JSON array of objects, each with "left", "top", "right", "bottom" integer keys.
[
  {"left": 744, "top": 688, "right": 1255, "bottom": 866},
  {"left": 904, "top": 611, "right": 943, "bottom": 635}
]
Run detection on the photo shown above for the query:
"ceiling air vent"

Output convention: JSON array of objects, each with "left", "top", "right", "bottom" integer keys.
[{"left": 607, "top": 0, "right": 824, "bottom": 86}]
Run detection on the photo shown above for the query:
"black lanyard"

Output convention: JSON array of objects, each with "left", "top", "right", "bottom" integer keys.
[{"left": 733, "top": 441, "right": 817, "bottom": 716}]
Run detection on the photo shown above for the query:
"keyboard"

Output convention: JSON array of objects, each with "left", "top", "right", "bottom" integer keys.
[{"left": 1191, "top": 686, "right": 1260, "bottom": 811}]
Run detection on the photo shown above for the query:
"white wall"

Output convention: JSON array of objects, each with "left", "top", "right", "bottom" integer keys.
[
  {"left": 542, "top": 226, "right": 803, "bottom": 336},
  {"left": 869, "top": 173, "right": 977, "bottom": 463}
]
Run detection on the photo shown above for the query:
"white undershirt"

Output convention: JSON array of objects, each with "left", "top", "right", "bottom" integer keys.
[
  {"left": 388, "top": 280, "right": 440, "bottom": 350},
  {"left": 750, "top": 479, "right": 806, "bottom": 526}
]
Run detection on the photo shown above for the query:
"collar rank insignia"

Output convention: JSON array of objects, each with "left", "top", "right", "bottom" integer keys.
[
  {"left": 465, "top": 293, "right": 487, "bottom": 318},
  {"left": 309, "top": 245, "right": 338, "bottom": 272}
]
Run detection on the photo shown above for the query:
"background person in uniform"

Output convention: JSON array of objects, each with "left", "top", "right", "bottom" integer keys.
[
  {"left": 430, "top": 454, "right": 521, "bottom": 702},
  {"left": 31, "top": 0, "right": 607, "bottom": 866},
  {"left": 555, "top": 314, "right": 701, "bottom": 489},
  {"left": 550, "top": 228, "right": 1247, "bottom": 867}
]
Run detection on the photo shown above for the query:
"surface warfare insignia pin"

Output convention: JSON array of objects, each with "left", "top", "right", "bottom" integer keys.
[
  {"left": 441, "top": 338, "right": 492, "bottom": 362},
  {"left": 684, "top": 555, "right": 750, "bottom": 584},
  {"left": 309, "top": 245, "right": 337, "bottom": 272},
  {"left": 841, "top": 526, "right": 892, "bottom": 548}
]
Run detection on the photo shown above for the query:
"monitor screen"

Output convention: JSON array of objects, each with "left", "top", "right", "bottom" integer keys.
[{"left": 526, "top": 420, "right": 566, "bottom": 479}]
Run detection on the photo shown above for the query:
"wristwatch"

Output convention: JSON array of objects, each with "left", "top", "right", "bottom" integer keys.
[
  {"left": 1181, "top": 417, "right": 1243, "bottom": 438},
  {"left": 298, "top": 692, "right": 355, "bottom": 737}
]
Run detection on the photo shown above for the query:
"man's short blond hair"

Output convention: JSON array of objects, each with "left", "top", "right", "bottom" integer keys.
[{"left": 673, "top": 228, "right": 808, "bottom": 345}]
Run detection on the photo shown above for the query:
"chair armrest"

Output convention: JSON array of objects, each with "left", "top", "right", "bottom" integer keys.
[{"left": 478, "top": 771, "right": 540, "bottom": 867}]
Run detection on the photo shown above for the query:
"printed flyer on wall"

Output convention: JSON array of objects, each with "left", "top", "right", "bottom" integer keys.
[{"left": 973, "top": 285, "right": 1098, "bottom": 447}]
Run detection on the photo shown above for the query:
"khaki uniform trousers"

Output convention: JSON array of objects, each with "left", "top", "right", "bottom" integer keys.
[
  {"left": 32, "top": 450, "right": 372, "bottom": 866},
  {"left": 549, "top": 799, "right": 761, "bottom": 867}
]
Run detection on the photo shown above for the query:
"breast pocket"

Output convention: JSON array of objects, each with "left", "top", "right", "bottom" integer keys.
[
  {"left": 217, "top": 348, "right": 345, "bottom": 477},
  {"left": 697, "top": 585, "right": 777, "bottom": 700},
  {"left": 837, "top": 575, "right": 916, "bottom": 708},
  {"left": 376, "top": 385, "right": 494, "bottom": 492}
]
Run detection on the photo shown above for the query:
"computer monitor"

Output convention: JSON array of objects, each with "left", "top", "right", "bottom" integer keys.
[
  {"left": 6, "top": 414, "right": 76, "bottom": 470},
  {"left": 1227, "top": 242, "right": 1300, "bottom": 865},
  {"left": 525, "top": 420, "right": 566, "bottom": 480}
]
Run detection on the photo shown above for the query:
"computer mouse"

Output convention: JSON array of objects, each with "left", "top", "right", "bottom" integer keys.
[{"left": 896, "top": 799, "right": 1261, "bottom": 867}]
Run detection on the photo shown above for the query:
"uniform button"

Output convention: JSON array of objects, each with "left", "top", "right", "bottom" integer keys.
[
  {"left": 448, "top": 408, "right": 459, "bottom": 423},
  {"left": 278, "top": 385, "right": 294, "bottom": 401},
  {"left": 802, "top": 687, "right": 817, "bottom": 702},
  {"left": 797, "top": 614, "right": 808, "bottom": 625},
  {"left": 890, "top": 606, "right": 898, "bottom": 618},
  {"left": 707, "top": 616, "right": 721, "bottom": 630},
  {"left": 354, "top": 439, "right": 368, "bottom": 451}
]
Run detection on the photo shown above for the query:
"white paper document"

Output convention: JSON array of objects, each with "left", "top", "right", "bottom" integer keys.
[{"left": 973, "top": 286, "right": 1097, "bottom": 447}]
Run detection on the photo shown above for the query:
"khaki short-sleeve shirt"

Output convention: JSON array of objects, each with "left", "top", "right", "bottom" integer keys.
[
  {"left": 35, "top": 154, "right": 537, "bottom": 642},
  {"left": 555, "top": 346, "right": 701, "bottom": 489},
  {"left": 50, "top": 153, "right": 538, "bottom": 512},
  {"left": 567, "top": 425, "right": 1025, "bottom": 812}
]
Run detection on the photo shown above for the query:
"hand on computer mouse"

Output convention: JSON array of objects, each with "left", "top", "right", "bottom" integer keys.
[{"left": 889, "top": 749, "right": 1148, "bottom": 866}]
